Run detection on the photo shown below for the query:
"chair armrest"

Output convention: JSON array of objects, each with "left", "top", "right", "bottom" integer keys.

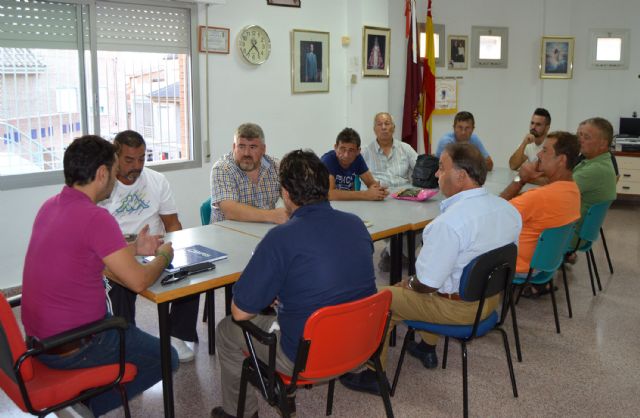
[
  {"left": 28, "top": 316, "right": 128, "bottom": 354},
  {"left": 7, "top": 294, "right": 22, "bottom": 308},
  {"left": 233, "top": 319, "right": 277, "bottom": 347}
]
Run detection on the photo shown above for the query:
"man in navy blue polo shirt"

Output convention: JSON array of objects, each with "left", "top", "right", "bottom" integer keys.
[
  {"left": 321, "top": 127, "right": 389, "bottom": 201},
  {"left": 211, "top": 149, "right": 377, "bottom": 418}
]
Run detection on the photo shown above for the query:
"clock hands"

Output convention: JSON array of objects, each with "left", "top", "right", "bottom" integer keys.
[{"left": 249, "top": 38, "right": 260, "bottom": 57}]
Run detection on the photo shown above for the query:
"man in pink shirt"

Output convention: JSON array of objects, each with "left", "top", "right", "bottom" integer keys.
[{"left": 22, "top": 135, "right": 178, "bottom": 417}]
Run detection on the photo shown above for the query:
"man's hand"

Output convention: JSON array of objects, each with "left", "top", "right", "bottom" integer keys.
[
  {"left": 518, "top": 161, "right": 544, "bottom": 184},
  {"left": 270, "top": 207, "right": 290, "bottom": 224},
  {"left": 364, "top": 183, "right": 389, "bottom": 201},
  {"left": 522, "top": 133, "right": 535, "bottom": 146},
  {"left": 395, "top": 279, "right": 411, "bottom": 289},
  {"left": 134, "top": 224, "right": 164, "bottom": 256}
]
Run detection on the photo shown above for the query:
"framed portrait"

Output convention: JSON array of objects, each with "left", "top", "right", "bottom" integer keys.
[
  {"left": 540, "top": 36, "right": 574, "bottom": 79},
  {"left": 291, "top": 29, "right": 329, "bottom": 93},
  {"left": 362, "top": 26, "right": 390, "bottom": 77},
  {"left": 267, "top": 0, "right": 300, "bottom": 7},
  {"left": 198, "top": 26, "right": 230, "bottom": 54},
  {"left": 448, "top": 35, "right": 468, "bottom": 69}
]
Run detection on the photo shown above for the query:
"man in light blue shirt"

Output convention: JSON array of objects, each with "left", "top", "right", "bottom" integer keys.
[
  {"left": 435, "top": 111, "right": 494, "bottom": 171},
  {"left": 340, "top": 143, "right": 521, "bottom": 396}
]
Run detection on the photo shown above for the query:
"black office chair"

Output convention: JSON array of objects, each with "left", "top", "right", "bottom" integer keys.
[{"left": 391, "top": 243, "right": 518, "bottom": 418}]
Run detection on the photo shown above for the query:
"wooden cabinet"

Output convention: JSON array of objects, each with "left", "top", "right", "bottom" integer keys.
[{"left": 616, "top": 153, "right": 640, "bottom": 197}]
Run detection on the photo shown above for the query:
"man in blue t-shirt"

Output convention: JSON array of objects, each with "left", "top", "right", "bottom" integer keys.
[
  {"left": 211, "top": 150, "right": 377, "bottom": 418},
  {"left": 321, "top": 127, "right": 389, "bottom": 201},
  {"left": 435, "top": 111, "right": 494, "bottom": 171}
]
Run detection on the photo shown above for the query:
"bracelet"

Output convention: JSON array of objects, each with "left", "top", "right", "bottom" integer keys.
[{"left": 155, "top": 251, "right": 172, "bottom": 268}]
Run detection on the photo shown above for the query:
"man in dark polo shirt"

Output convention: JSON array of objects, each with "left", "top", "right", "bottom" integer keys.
[{"left": 211, "top": 149, "right": 377, "bottom": 418}]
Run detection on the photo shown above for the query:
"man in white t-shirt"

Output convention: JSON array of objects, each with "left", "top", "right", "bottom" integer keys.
[
  {"left": 508, "top": 108, "right": 551, "bottom": 171},
  {"left": 100, "top": 130, "right": 196, "bottom": 362}
]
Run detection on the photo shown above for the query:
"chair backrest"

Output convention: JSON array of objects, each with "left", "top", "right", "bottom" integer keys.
[
  {"left": 0, "top": 293, "right": 34, "bottom": 399},
  {"left": 459, "top": 243, "right": 518, "bottom": 302},
  {"left": 530, "top": 222, "right": 576, "bottom": 273},
  {"left": 298, "top": 290, "right": 392, "bottom": 380},
  {"left": 200, "top": 197, "right": 212, "bottom": 225},
  {"left": 577, "top": 200, "right": 613, "bottom": 243}
]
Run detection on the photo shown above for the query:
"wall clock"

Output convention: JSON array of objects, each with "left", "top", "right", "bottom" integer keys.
[{"left": 238, "top": 25, "right": 271, "bottom": 65}]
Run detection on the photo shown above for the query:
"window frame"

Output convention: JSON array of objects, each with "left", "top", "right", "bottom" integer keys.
[{"left": 0, "top": 0, "right": 202, "bottom": 190}]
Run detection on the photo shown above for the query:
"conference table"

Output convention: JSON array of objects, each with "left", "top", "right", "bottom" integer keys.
[{"left": 140, "top": 167, "right": 515, "bottom": 417}]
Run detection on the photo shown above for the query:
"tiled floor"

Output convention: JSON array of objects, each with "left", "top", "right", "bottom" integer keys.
[{"left": 2, "top": 202, "right": 639, "bottom": 417}]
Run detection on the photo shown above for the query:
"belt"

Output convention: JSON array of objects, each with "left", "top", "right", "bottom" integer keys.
[
  {"left": 437, "top": 292, "right": 462, "bottom": 301},
  {"left": 45, "top": 336, "right": 93, "bottom": 356}
]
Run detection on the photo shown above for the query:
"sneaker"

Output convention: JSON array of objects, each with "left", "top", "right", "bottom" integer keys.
[
  {"left": 339, "top": 369, "right": 387, "bottom": 396},
  {"left": 171, "top": 337, "right": 195, "bottom": 363},
  {"left": 55, "top": 403, "right": 95, "bottom": 418},
  {"left": 406, "top": 340, "right": 438, "bottom": 369}
]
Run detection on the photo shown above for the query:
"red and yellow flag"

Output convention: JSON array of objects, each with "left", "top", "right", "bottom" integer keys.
[{"left": 420, "top": 0, "right": 436, "bottom": 154}]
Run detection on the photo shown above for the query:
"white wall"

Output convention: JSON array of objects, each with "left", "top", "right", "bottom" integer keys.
[{"left": 1, "top": 0, "right": 638, "bottom": 289}]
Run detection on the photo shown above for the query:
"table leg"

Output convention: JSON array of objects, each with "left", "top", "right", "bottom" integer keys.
[
  {"left": 389, "top": 233, "right": 403, "bottom": 346},
  {"left": 224, "top": 284, "right": 233, "bottom": 316},
  {"left": 205, "top": 290, "right": 216, "bottom": 355},
  {"left": 407, "top": 230, "right": 417, "bottom": 276},
  {"left": 158, "top": 302, "right": 174, "bottom": 418}
]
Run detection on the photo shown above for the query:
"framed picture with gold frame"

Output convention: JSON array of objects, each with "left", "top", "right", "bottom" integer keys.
[
  {"left": 291, "top": 29, "right": 330, "bottom": 93},
  {"left": 540, "top": 36, "right": 574, "bottom": 79},
  {"left": 362, "top": 26, "right": 390, "bottom": 77},
  {"left": 198, "top": 26, "right": 230, "bottom": 54},
  {"left": 433, "top": 78, "right": 458, "bottom": 115}
]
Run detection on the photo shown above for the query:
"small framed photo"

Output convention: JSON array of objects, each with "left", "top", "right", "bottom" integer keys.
[
  {"left": 198, "top": 26, "right": 230, "bottom": 54},
  {"left": 291, "top": 29, "right": 330, "bottom": 93},
  {"left": 540, "top": 36, "right": 574, "bottom": 79},
  {"left": 362, "top": 26, "right": 391, "bottom": 77},
  {"left": 267, "top": 0, "right": 300, "bottom": 7},
  {"left": 448, "top": 35, "right": 468, "bottom": 69}
]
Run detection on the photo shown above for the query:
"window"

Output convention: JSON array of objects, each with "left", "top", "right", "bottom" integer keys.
[
  {"left": 471, "top": 26, "right": 509, "bottom": 69},
  {"left": 419, "top": 23, "right": 445, "bottom": 68},
  {"left": 589, "top": 29, "right": 630, "bottom": 69},
  {"left": 0, "top": 0, "right": 200, "bottom": 189}
]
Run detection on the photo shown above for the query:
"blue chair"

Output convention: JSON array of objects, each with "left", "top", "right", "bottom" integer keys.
[
  {"left": 562, "top": 200, "right": 613, "bottom": 299},
  {"left": 200, "top": 197, "right": 212, "bottom": 225},
  {"left": 512, "top": 222, "right": 576, "bottom": 361},
  {"left": 390, "top": 243, "right": 518, "bottom": 418}
]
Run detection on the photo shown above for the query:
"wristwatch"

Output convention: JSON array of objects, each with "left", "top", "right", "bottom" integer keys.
[{"left": 513, "top": 175, "right": 525, "bottom": 186}]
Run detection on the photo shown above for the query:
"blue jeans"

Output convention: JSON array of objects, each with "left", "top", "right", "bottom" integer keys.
[{"left": 38, "top": 322, "right": 179, "bottom": 417}]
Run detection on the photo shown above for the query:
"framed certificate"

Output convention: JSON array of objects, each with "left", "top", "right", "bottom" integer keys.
[{"left": 199, "top": 26, "right": 230, "bottom": 54}]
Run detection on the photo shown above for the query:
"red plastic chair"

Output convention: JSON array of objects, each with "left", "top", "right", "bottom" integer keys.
[
  {"left": 0, "top": 293, "right": 137, "bottom": 417},
  {"left": 235, "top": 290, "right": 394, "bottom": 418}
]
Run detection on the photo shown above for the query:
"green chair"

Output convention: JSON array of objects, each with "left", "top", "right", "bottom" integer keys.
[
  {"left": 562, "top": 200, "right": 613, "bottom": 303},
  {"left": 512, "top": 222, "right": 576, "bottom": 361},
  {"left": 200, "top": 197, "right": 212, "bottom": 225}
]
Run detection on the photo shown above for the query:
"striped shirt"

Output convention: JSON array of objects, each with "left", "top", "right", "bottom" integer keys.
[
  {"left": 210, "top": 152, "right": 281, "bottom": 223},
  {"left": 362, "top": 139, "right": 418, "bottom": 187}
]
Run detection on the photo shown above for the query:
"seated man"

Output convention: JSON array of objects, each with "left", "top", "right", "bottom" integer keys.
[
  {"left": 211, "top": 150, "right": 377, "bottom": 418},
  {"left": 500, "top": 131, "right": 581, "bottom": 288},
  {"left": 508, "top": 108, "right": 551, "bottom": 171},
  {"left": 340, "top": 143, "right": 521, "bottom": 394},
  {"left": 362, "top": 112, "right": 418, "bottom": 271},
  {"left": 100, "top": 130, "right": 197, "bottom": 362},
  {"left": 210, "top": 122, "right": 288, "bottom": 224},
  {"left": 21, "top": 135, "right": 178, "bottom": 417},
  {"left": 362, "top": 112, "right": 418, "bottom": 188},
  {"left": 321, "top": 127, "right": 389, "bottom": 201},
  {"left": 435, "top": 111, "right": 494, "bottom": 171}
]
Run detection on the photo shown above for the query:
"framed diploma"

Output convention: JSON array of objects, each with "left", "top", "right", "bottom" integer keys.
[{"left": 199, "top": 26, "right": 230, "bottom": 54}]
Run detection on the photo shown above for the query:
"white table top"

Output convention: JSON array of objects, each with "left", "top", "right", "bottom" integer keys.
[{"left": 140, "top": 224, "right": 260, "bottom": 304}]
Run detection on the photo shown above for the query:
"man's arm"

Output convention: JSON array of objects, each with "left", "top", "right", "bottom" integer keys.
[
  {"left": 327, "top": 173, "right": 388, "bottom": 201},
  {"left": 509, "top": 135, "right": 534, "bottom": 170},
  {"left": 485, "top": 156, "right": 494, "bottom": 171},
  {"left": 219, "top": 200, "right": 289, "bottom": 224},
  {"left": 499, "top": 161, "right": 542, "bottom": 200},
  {"left": 231, "top": 300, "right": 256, "bottom": 321},
  {"left": 104, "top": 241, "right": 174, "bottom": 293},
  {"left": 160, "top": 213, "right": 182, "bottom": 232}
]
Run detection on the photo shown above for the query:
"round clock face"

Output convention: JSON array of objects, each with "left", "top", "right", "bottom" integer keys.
[{"left": 238, "top": 25, "right": 271, "bottom": 65}]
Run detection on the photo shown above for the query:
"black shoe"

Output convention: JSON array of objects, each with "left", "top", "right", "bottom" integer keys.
[
  {"left": 407, "top": 341, "right": 438, "bottom": 369},
  {"left": 378, "top": 250, "right": 391, "bottom": 272},
  {"left": 211, "top": 406, "right": 258, "bottom": 418},
  {"left": 339, "top": 369, "right": 386, "bottom": 396},
  {"left": 276, "top": 395, "right": 296, "bottom": 418}
]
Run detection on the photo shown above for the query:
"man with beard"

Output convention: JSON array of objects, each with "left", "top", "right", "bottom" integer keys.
[
  {"left": 22, "top": 135, "right": 178, "bottom": 417},
  {"left": 509, "top": 108, "right": 552, "bottom": 171},
  {"left": 210, "top": 123, "right": 288, "bottom": 224},
  {"left": 100, "top": 130, "right": 196, "bottom": 362}
]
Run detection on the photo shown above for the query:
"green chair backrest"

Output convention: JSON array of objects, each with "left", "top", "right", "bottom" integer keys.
[
  {"left": 530, "top": 222, "right": 576, "bottom": 273},
  {"left": 577, "top": 201, "right": 613, "bottom": 244},
  {"left": 200, "top": 197, "right": 212, "bottom": 225}
]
